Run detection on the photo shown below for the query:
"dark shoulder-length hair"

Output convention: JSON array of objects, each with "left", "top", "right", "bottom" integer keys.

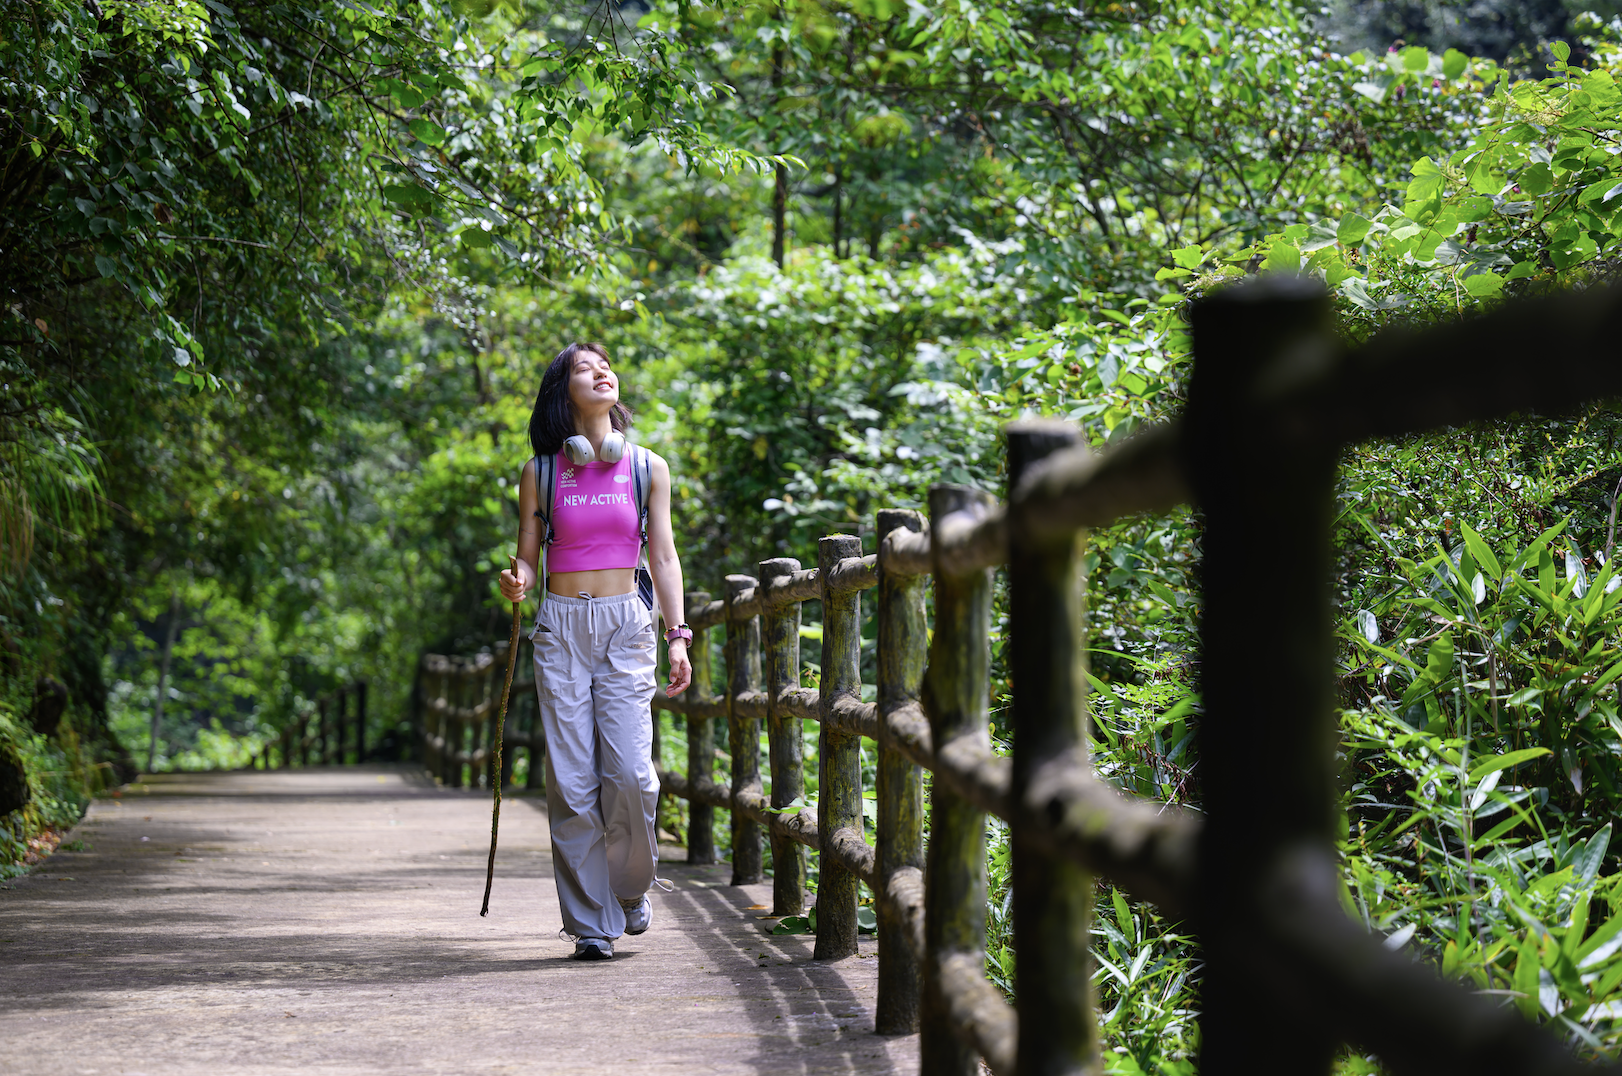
[{"left": 527, "top": 341, "right": 635, "bottom": 458}]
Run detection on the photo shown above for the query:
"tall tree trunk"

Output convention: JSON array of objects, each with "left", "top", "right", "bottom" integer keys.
[
  {"left": 771, "top": 36, "right": 787, "bottom": 269},
  {"left": 832, "top": 171, "right": 843, "bottom": 259},
  {"left": 147, "top": 592, "right": 179, "bottom": 775}
]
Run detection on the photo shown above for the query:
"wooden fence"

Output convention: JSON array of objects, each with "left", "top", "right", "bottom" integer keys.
[
  {"left": 420, "top": 639, "right": 544, "bottom": 790},
  {"left": 650, "top": 278, "right": 1622, "bottom": 1076},
  {"left": 247, "top": 680, "right": 368, "bottom": 769}
]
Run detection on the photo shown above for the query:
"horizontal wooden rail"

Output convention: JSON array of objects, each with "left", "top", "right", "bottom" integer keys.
[
  {"left": 419, "top": 640, "right": 542, "bottom": 790},
  {"left": 247, "top": 680, "right": 368, "bottom": 771},
  {"left": 567, "top": 278, "right": 1622, "bottom": 1075}
]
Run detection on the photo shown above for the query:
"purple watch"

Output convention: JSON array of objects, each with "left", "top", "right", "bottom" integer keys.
[{"left": 663, "top": 624, "right": 694, "bottom": 646}]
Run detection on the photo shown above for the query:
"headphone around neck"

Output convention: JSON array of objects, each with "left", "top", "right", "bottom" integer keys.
[{"left": 562, "top": 431, "right": 627, "bottom": 466}]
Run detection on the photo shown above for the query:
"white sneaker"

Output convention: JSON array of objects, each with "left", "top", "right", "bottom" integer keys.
[
  {"left": 573, "top": 937, "right": 613, "bottom": 960},
  {"left": 621, "top": 895, "right": 652, "bottom": 935}
]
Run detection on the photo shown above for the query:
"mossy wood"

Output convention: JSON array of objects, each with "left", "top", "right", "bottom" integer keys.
[
  {"left": 726, "top": 574, "right": 764, "bottom": 886},
  {"left": 761, "top": 556, "right": 807, "bottom": 916}
]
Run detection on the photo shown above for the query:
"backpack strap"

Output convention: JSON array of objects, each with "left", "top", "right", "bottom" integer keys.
[
  {"left": 532, "top": 453, "right": 558, "bottom": 608},
  {"left": 630, "top": 446, "right": 653, "bottom": 552},
  {"left": 630, "top": 446, "right": 656, "bottom": 614}
]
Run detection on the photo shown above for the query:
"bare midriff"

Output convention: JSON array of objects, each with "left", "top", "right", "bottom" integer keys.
[{"left": 547, "top": 566, "right": 636, "bottom": 599}]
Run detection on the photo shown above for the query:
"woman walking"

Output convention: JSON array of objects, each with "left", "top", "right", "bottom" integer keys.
[{"left": 498, "top": 341, "right": 693, "bottom": 961}]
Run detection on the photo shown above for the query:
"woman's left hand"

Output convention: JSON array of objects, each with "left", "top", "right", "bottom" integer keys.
[{"left": 665, "top": 640, "right": 692, "bottom": 697}]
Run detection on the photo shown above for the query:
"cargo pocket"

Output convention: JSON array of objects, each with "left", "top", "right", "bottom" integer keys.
[
  {"left": 533, "top": 626, "right": 577, "bottom": 703},
  {"left": 609, "top": 615, "right": 657, "bottom": 680}
]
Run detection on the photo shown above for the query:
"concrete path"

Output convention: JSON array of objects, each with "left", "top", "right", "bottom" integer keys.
[{"left": 0, "top": 766, "right": 920, "bottom": 1076}]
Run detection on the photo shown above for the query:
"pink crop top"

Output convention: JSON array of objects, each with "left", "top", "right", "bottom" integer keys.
[{"left": 544, "top": 453, "right": 642, "bottom": 573}]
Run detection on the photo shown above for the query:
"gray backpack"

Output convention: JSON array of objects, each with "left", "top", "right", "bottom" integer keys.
[{"left": 533, "top": 446, "right": 654, "bottom": 610}]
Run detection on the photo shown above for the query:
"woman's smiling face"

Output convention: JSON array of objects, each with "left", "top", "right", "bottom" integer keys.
[{"left": 567, "top": 348, "right": 618, "bottom": 416}]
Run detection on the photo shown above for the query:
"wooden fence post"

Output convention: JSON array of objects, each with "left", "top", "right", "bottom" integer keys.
[
  {"left": 922, "top": 486, "right": 995, "bottom": 1075},
  {"left": 317, "top": 696, "right": 329, "bottom": 765},
  {"left": 1187, "top": 279, "right": 1340, "bottom": 1074},
  {"left": 875, "top": 508, "right": 927, "bottom": 1034},
  {"left": 335, "top": 689, "right": 347, "bottom": 765},
  {"left": 1007, "top": 423, "right": 1098, "bottom": 1075},
  {"left": 447, "top": 661, "right": 466, "bottom": 788},
  {"left": 725, "top": 574, "right": 764, "bottom": 885},
  {"left": 356, "top": 680, "right": 367, "bottom": 763},
  {"left": 422, "top": 658, "right": 440, "bottom": 780},
  {"left": 816, "top": 533, "right": 863, "bottom": 961},
  {"left": 760, "top": 556, "right": 806, "bottom": 916},
  {"left": 686, "top": 590, "right": 716, "bottom": 864}
]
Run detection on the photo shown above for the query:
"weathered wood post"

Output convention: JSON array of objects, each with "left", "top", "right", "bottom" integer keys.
[
  {"left": 356, "top": 679, "right": 367, "bottom": 763},
  {"left": 922, "top": 486, "right": 995, "bottom": 1075},
  {"left": 1007, "top": 422, "right": 1098, "bottom": 1075},
  {"left": 760, "top": 556, "right": 806, "bottom": 916},
  {"left": 1186, "top": 277, "right": 1340, "bottom": 1074},
  {"left": 816, "top": 533, "right": 863, "bottom": 961},
  {"left": 317, "top": 696, "right": 330, "bottom": 765},
  {"left": 875, "top": 508, "right": 928, "bottom": 1034},
  {"left": 725, "top": 574, "right": 764, "bottom": 885},
  {"left": 422, "top": 658, "right": 441, "bottom": 781},
  {"left": 685, "top": 590, "right": 716, "bottom": 864},
  {"left": 336, "top": 688, "right": 349, "bottom": 765},
  {"left": 342, "top": 687, "right": 352, "bottom": 765},
  {"left": 445, "top": 662, "right": 464, "bottom": 788}
]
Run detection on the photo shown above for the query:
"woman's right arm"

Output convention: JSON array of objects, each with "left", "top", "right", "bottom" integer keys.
[{"left": 499, "top": 458, "right": 540, "bottom": 603}]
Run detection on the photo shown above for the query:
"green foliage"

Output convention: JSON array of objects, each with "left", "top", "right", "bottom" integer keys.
[
  {"left": 1209, "top": 31, "right": 1622, "bottom": 327},
  {"left": 8, "top": 1, "right": 1622, "bottom": 1069}
]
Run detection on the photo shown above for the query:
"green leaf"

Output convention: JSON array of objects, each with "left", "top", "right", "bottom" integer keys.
[
  {"left": 1401, "top": 46, "right": 1430, "bottom": 72},
  {"left": 382, "top": 78, "right": 426, "bottom": 109},
  {"left": 1577, "top": 907, "right": 1622, "bottom": 966},
  {"left": 1155, "top": 266, "right": 1192, "bottom": 281},
  {"left": 1112, "top": 889, "right": 1133, "bottom": 942},
  {"left": 1459, "top": 521, "right": 1502, "bottom": 583},
  {"left": 1461, "top": 271, "right": 1503, "bottom": 298},
  {"left": 94, "top": 254, "right": 118, "bottom": 278},
  {"left": 382, "top": 183, "right": 434, "bottom": 207},
  {"left": 1513, "top": 937, "right": 1541, "bottom": 1020},
  {"left": 1442, "top": 48, "right": 1468, "bottom": 80},
  {"left": 1260, "top": 240, "right": 1300, "bottom": 273},
  {"left": 1424, "top": 632, "right": 1454, "bottom": 682},
  {"left": 408, "top": 118, "right": 447, "bottom": 145},
  {"left": 1519, "top": 162, "right": 1553, "bottom": 197},
  {"left": 1170, "top": 245, "right": 1204, "bottom": 270},
  {"left": 1551, "top": 40, "right": 1571, "bottom": 63},
  {"left": 1337, "top": 214, "right": 1372, "bottom": 246},
  {"left": 1467, "top": 747, "right": 1552, "bottom": 784},
  {"left": 1573, "top": 823, "right": 1612, "bottom": 886}
]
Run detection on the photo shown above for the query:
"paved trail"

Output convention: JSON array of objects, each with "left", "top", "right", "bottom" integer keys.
[{"left": 0, "top": 766, "right": 920, "bottom": 1076}]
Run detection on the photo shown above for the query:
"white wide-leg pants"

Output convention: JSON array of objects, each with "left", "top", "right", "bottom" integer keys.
[{"left": 532, "top": 590, "right": 660, "bottom": 941}]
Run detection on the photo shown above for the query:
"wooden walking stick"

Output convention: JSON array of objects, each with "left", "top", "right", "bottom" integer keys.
[{"left": 480, "top": 555, "right": 525, "bottom": 917}]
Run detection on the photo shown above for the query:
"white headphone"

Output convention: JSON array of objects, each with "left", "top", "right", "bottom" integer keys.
[{"left": 562, "top": 431, "right": 627, "bottom": 466}]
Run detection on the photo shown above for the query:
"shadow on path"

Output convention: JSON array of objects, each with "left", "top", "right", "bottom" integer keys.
[{"left": 0, "top": 766, "right": 918, "bottom": 1076}]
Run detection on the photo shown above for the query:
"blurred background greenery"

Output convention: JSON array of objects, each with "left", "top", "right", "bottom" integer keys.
[{"left": 5, "top": 0, "right": 1622, "bottom": 1067}]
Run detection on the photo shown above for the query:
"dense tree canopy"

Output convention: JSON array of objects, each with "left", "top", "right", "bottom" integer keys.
[{"left": 5, "top": 0, "right": 1622, "bottom": 1068}]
